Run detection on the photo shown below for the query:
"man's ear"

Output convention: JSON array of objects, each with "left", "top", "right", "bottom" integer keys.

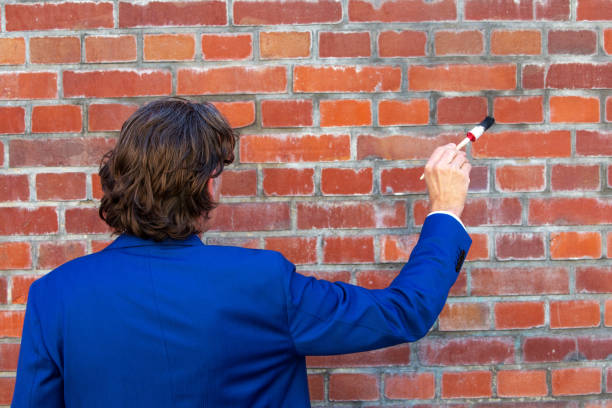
[{"left": 207, "top": 177, "right": 220, "bottom": 202}]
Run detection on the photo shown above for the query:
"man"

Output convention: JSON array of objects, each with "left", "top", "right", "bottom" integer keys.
[{"left": 13, "top": 98, "right": 471, "bottom": 407}]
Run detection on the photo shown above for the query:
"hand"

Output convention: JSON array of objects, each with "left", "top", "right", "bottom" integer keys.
[{"left": 424, "top": 143, "right": 471, "bottom": 218}]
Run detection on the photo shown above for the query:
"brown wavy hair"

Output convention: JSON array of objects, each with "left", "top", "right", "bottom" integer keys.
[{"left": 98, "top": 98, "right": 237, "bottom": 241}]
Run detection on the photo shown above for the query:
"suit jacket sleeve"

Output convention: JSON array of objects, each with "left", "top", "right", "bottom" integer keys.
[
  {"left": 12, "top": 280, "right": 64, "bottom": 408},
  {"left": 284, "top": 213, "right": 471, "bottom": 356}
]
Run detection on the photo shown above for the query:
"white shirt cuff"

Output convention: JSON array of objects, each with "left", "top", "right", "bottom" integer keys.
[{"left": 427, "top": 211, "right": 467, "bottom": 231}]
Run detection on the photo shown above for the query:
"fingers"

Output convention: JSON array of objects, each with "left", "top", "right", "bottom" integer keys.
[
  {"left": 426, "top": 143, "right": 456, "bottom": 169},
  {"left": 448, "top": 150, "right": 467, "bottom": 169}
]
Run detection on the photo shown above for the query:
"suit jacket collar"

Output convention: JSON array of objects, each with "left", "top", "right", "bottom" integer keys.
[{"left": 106, "top": 233, "right": 204, "bottom": 250}]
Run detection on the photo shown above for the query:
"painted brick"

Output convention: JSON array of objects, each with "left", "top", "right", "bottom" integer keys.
[
  {"left": 321, "top": 168, "right": 373, "bottom": 195},
  {"left": 10, "top": 138, "right": 115, "bottom": 167},
  {"left": 550, "top": 300, "right": 600, "bottom": 328},
  {"left": 358, "top": 133, "right": 462, "bottom": 161},
  {"left": 496, "top": 165, "right": 545, "bottom": 192},
  {"left": 529, "top": 197, "right": 612, "bottom": 225},
  {"left": 550, "top": 96, "right": 600, "bottom": 123},
  {"left": 472, "top": 267, "right": 569, "bottom": 295},
  {"left": 497, "top": 370, "right": 547, "bottom": 397},
  {"left": 552, "top": 368, "right": 602, "bottom": 396},
  {"left": 329, "top": 373, "right": 379, "bottom": 401},
  {"left": 240, "top": 134, "right": 350, "bottom": 163},
  {"left": 298, "top": 201, "right": 405, "bottom": 229},
  {"left": 576, "top": 266, "right": 612, "bottom": 293},
  {"left": 348, "top": 0, "right": 457, "bottom": 22},
  {"left": 442, "top": 371, "right": 492, "bottom": 398},
  {"left": 32, "top": 105, "right": 82, "bottom": 133},
  {"left": 308, "top": 374, "right": 323, "bottom": 401},
  {"left": 494, "top": 302, "right": 545, "bottom": 329},
  {"left": 234, "top": 0, "right": 342, "bottom": 25},
  {"left": 409, "top": 64, "right": 516, "bottom": 91},
  {"left": 323, "top": 236, "right": 375, "bottom": 264},
  {"left": 208, "top": 203, "right": 290, "bottom": 232},
  {"left": 36, "top": 173, "right": 87, "bottom": 200},
  {"left": 465, "top": 0, "right": 532, "bottom": 20},
  {"left": 355, "top": 269, "right": 399, "bottom": 288},
  {"left": 378, "top": 31, "right": 427, "bottom": 57},
  {"left": 212, "top": 101, "right": 255, "bottom": 128},
  {"left": 64, "top": 70, "right": 171, "bottom": 98},
  {"left": 11, "top": 276, "right": 39, "bottom": 304},
  {"left": 261, "top": 100, "right": 312, "bottom": 127},
  {"left": 491, "top": 30, "right": 541, "bottom": 55},
  {"left": 262, "top": 168, "right": 314, "bottom": 196},
  {"left": 546, "top": 63, "right": 612, "bottom": 89},
  {"left": 0, "top": 207, "right": 58, "bottom": 235},
  {"left": 438, "top": 302, "right": 490, "bottom": 331},
  {"left": 414, "top": 197, "right": 522, "bottom": 227},
  {"left": 88, "top": 103, "right": 138, "bottom": 132},
  {"left": 495, "top": 233, "right": 545, "bottom": 260},
  {"left": 437, "top": 96, "right": 487, "bottom": 124},
  {"left": 434, "top": 31, "right": 483, "bottom": 55},
  {"left": 294, "top": 66, "right": 401, "bottom": 93},
  {"left": 0, "top": 107, "right": 25, "bottom": 134},
  {"left": 577, "top": 130, "right": 612, "bottom": 156},
  {"left": 202, "top": 34, "right": 252, "bottom": 60},
  {"left": 308, "top": 344, "right": 410, "bottom": 367},
  {"left": 419, "top": 337, "right": 514, "bottom": 365},
  {"left": 259, "top": 32, "right": 310, "bottom": 59},
  {"left": 551, "top": 164, "right": 599, "bottom": 191},
  {"left": 319, "top": 32, "right": 370, "bottom": 58},
  {"left": 178, "top": 67, "right": 286, "bottom": 94},
  {"left": 0, "top": 175, "right": 29, "bottom": 202},
  {"left": 523, "top": 336, "right": 576, "bottom": 362},
  {"left": 264, "top": 237, "right": 317, "bottom": 265},
  {"left": 577, "top": 0, "right": 612, "bottom": 20},
  {"left": 549, "top": 30, "right": 597, "bottom": 54},
  {"left": 380, "top": 167, "right": 426, "bottom": 194},
  {"left": 0, "top": 343, "right": 20, "bottom": 371},
  {"left": 0, "top": 243, "right": 31, "bottom": 270},
  {"left": 6, "top": 2, "right": 113, "bottom": 31},
  {"left": 0, "top": 311, "right": 25, "bottom": 337},
  {"left": 0, "top": 38, "right": 26, "bottom": 65},
  {"left": 65, "top": 208, "right": 112, "bottom": 234},
  {"left": 605, "top": 29, "right": 612, "bottom": 54},
  {"left": 30, "top": 37, "right": 80, "bottom": 64},
  {"left": 217, "top": 170, "right": 257, "bottom": 197},
  {"left": 384, "top": 373, "right": 435, "bottom": 400},
  {"left": 0, "top": 377, "right": 15, "bottom": 404},
  {"left": 473, "top": 131, "right": 571, "bottom": 158},
  {"left": 37, "top": 241, "right": 86, "bottom": 270},
  {"left": 0, "top": 72, "right": 57, "bottom": 99},
  {"left": 320, "top": 100, "right": 372, "bottom": 127},
  {"left": 493, "top": 96, "right": 543, "bottom": 123},
  {"left": 119, "top": 1, "right": 227, "bottom": 27},
  {"left": 537, "top": 0, "right": 570, "bottom": 19},
  {"left": 522, "top": 64, "right": 545, "bottom": 89},
  {"left": 85, "top": 36, "right": 137, "bottom": 63},
  {"left": 466, "top": 233, "right": 489, "bottom": 261},
  {"left": 379, "top": 235, "right": 419, "bottom": 262},
  {"left": 551, "top": 231, "right": 601, "bottom": 260}
]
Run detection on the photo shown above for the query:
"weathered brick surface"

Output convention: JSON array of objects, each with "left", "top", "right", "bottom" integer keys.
[{"left": 0, "top": 1, "right": 609, "bottom": 405}]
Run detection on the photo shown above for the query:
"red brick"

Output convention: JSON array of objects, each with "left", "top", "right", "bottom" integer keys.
[
  {"left": 577, "top": 0, "right": 612, "bottom": 20},
  {"left": 217, "top": 170, "right": 257, "bottom": 197},
  {"left": 606, "top": 30, "right": 612, "bottom": 54},
  {"left": 437, "top": 96, "right": 487, "bottom": 124},
  {"left": 308, "top": 344, "right": 410, "bottom": 367},
  {"left": 385, "top": 373, "right": 435, "bottom": 400},
  {"left": 178, "top": 66, "right": 286, "bottom": 95},
  {"left": 212, "top": 101, "right": 255, "bottom": 128},
  {"left": 415, "top": 197, "right": 522, "bottom": 227},
  {"left": 552, "top": 368, "right": 601, "bottom": 396},
  {"left": 0, "top": 377, "right": 15, "bottom": 405},
  {"left": 65, "top": 207, "right": 111, "bottom": 234},
  {"left": 550, "top": 96, "right": 599, "bottom": 123},
  {"left": 0, "top": 72, "right": 57, "bottom": 99},
  {"left": 551, "top": 300, "right": 600, "bottom": 328},
  {"left": 204, "top": 237, "right": 260, "bottom": 250},
  {"left": 546, "top": 63, "right": 612, "bottom": 89},
  {"left": 495, "top": 165, "right": 545, "bottom": 192},
  {"left": 472, "top": 267, "right": 569, "bottom": 296},
  {"left": 323, "top": 236, "right": 374, "bottom": 264},
  {"left": 497, "top": 370, "right": 547, "bottom": 397},
  {"left": 0, "top": 243, "right": 31, "bottom": 270},
  {"left": 465, "top": 0, "right": 532, "bottom": 20},
  {"left": 608, "top": 97, "right": 612, "bottom": 121},
  {"left": 240, "top": 134, "right": 350, "bottom": 163},
  {"left": 522, "top": 64, "right": 545, "bottom": 89},
  {"left": 577, "top": 130, "right": 612, "bottom": 156},
  {"left": 30, "top": 36, "right": 80, "bottom": 64},
  {"left": 419, "top": 337, "right": 514, "bottom": 365},
  {"left": 6, "top": 2, "right": 113, "bottom": 31},
  {"left": 493, "top": 96, "right": 543, "bottom": 123},
  {"left": 264, "top": 237, "right": 316, "bottom": 265},
  {"left": 549, "top": 30, "right": 597, "bottom": 54},
  {"left": 529, "top": 197, "right": 612, "bottom": 225},
  {"left": 234, "top": 0, "right": 341, "bottom": 24},
  {"left": 0, "top": 207, "right": 58, "bottom": 235},
  {"left": 536, "top": 0, "right": 570, "bottom": 19},
  {"left": 356, "top": 269, "right": 399, "bottom": 288},
  {"left": 0, "top": 175, "right": 29, "bottom": 202},
  {"left": 319, "top": 32, "right": 370, "bottom": 58},
  {"left": 0, "top": 107, "right": 24, "bottom": 134},
  {"left": 301, "top": 270, "right": 351, "bottom": 284},
  {"left": 261, "top": 100, "right": 312, "bottom": 127},
  {"left": 202, "top": 34, "right": 252, "bottom": 60},
  {"left": 442, "top": 371, "right": 492, "bottom": 398},
  {"left": 38, "top": 241, "right": 86, "bottom": 270},
  {"left": 358, "top": 133, "right": 462, "bottom": 160},
  {"left": 0, "top": 143, "right": 3, "bottom": 166},
  {"left": 321, "top": 168, "right": 373, "bottom": 195},
  {"left": 523, "top": 336, "right": 576, "bottom": 362},
  {"left": 262, "top": 168, "right": 314, "bottom": 196},
  {"left": 495, "top": 233, "right": 545, "bottom": 260},
  {"left": 0, "top": 311, "right": 25, "bottom": 337},
  {"left": 577, "top": 336, "right": 612, "bottom": 360},
  {"left": 379, "top": 234, "right": 418, "bottom": 263},
  {"left": 88, "top": 103, "right": 138, "bottom": 132},
  {"left": 438, "top": 302, "right": 490, "bottom": 331},
  {"left": 91, "top": 240, "right": 112, "bottom": 253},
  {"left": 409, "top": 64, "right": 516, "bottom": 91},
  {"left": 473, "top": 131, "right": 571, "bottom": 158},
  {"left": 32, "top": 105, "right": 82, "bottom": 133},
  {"left": 435, "top": 30, "right": 483, "bottom": 55},
  {"left": 320, "top": 100, "right": 372, "bottom": 127},
  {"left": 298, "top": 202, "right": 405, "bottom": 229},
  {"left": 348, "top": 0, "right": 456, "bottom": 22},
  {"left": 208, "top": 203, "right": 290, "bottom": 232},
  {"left": 85, "top": 36, "right": 137, "bottom": 63},
  {"left": 144, "top": 34, "right": 195, "bottom": 61},
  {"left": 307, "top": 374, "right": 323, "bottom": 401},
  {"left": 0, "top": 38, "right": 25, "bottom": 65},
  {"left": 64, "top": 70, "right": 171, "bottom": 98},
  {"left": 607, "top": 300, "right": 612, "bottom": 326},
  {"left": 379, "top": 99, "right": 429, "bottom": 126},
  {"left": 329, "top": 373, "right": 379, "bottom": 401},
  {"left": 491, "top": 30, "right": 541, "bottom": 55},
  {"left": 379, "top": 31, "right": 427, "bottom": 57},
  {"left": 294, "top": 66, "right": 401, "bottom": 93},
  {"left": 0, "top": 343, "right": 20, "bottom": 371},
  {"left": 260, "top": 32, "right": 311, "bottom": 59},
  {"left": 610, "top": 231, "right": 612, "bottom": 257},
  {"left": 551, "top": 164, "right": 599, "bottom": 191},
  {"left": 10, "top": 137, "right": 115, "bottom": 167},
  {"left": 36, "top": 173, "right": 86, "bottom": 201},
  {"left": 467, "top": 233, "right": 489, "bottom": 261},
  {"left": 119, "top": 1, "right": 226, "bottom": 27},
  {"left": 577, "top": 266, "right": 612, "bottom": 293},
  {"left": 0, "top": 277, "right": 8, "bottom": 304},
  {"left": 11, "top": 275, "right": 38, "bottom": 304},
  {"left": 381, "top": 167, "right": 425, "bottom": 194},
  {"left": 495, "top": 302, "right": 545, "bottom": 329},
  {"left": 551, "top": 231, "right": 601, "bottom": 260}
]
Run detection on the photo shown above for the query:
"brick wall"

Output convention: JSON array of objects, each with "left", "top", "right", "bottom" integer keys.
[{"left": 0, "top": 0, "right": 611, "bottom": 405}]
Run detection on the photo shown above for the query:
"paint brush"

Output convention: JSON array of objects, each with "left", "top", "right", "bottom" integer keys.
[{"left": 419, "top": 116, "right": 495, "bottom": 181}]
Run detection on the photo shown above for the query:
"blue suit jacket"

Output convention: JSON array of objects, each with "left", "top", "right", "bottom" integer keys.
[{"left": 13, "top": 213, "right": 470, "bottom": 407}]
